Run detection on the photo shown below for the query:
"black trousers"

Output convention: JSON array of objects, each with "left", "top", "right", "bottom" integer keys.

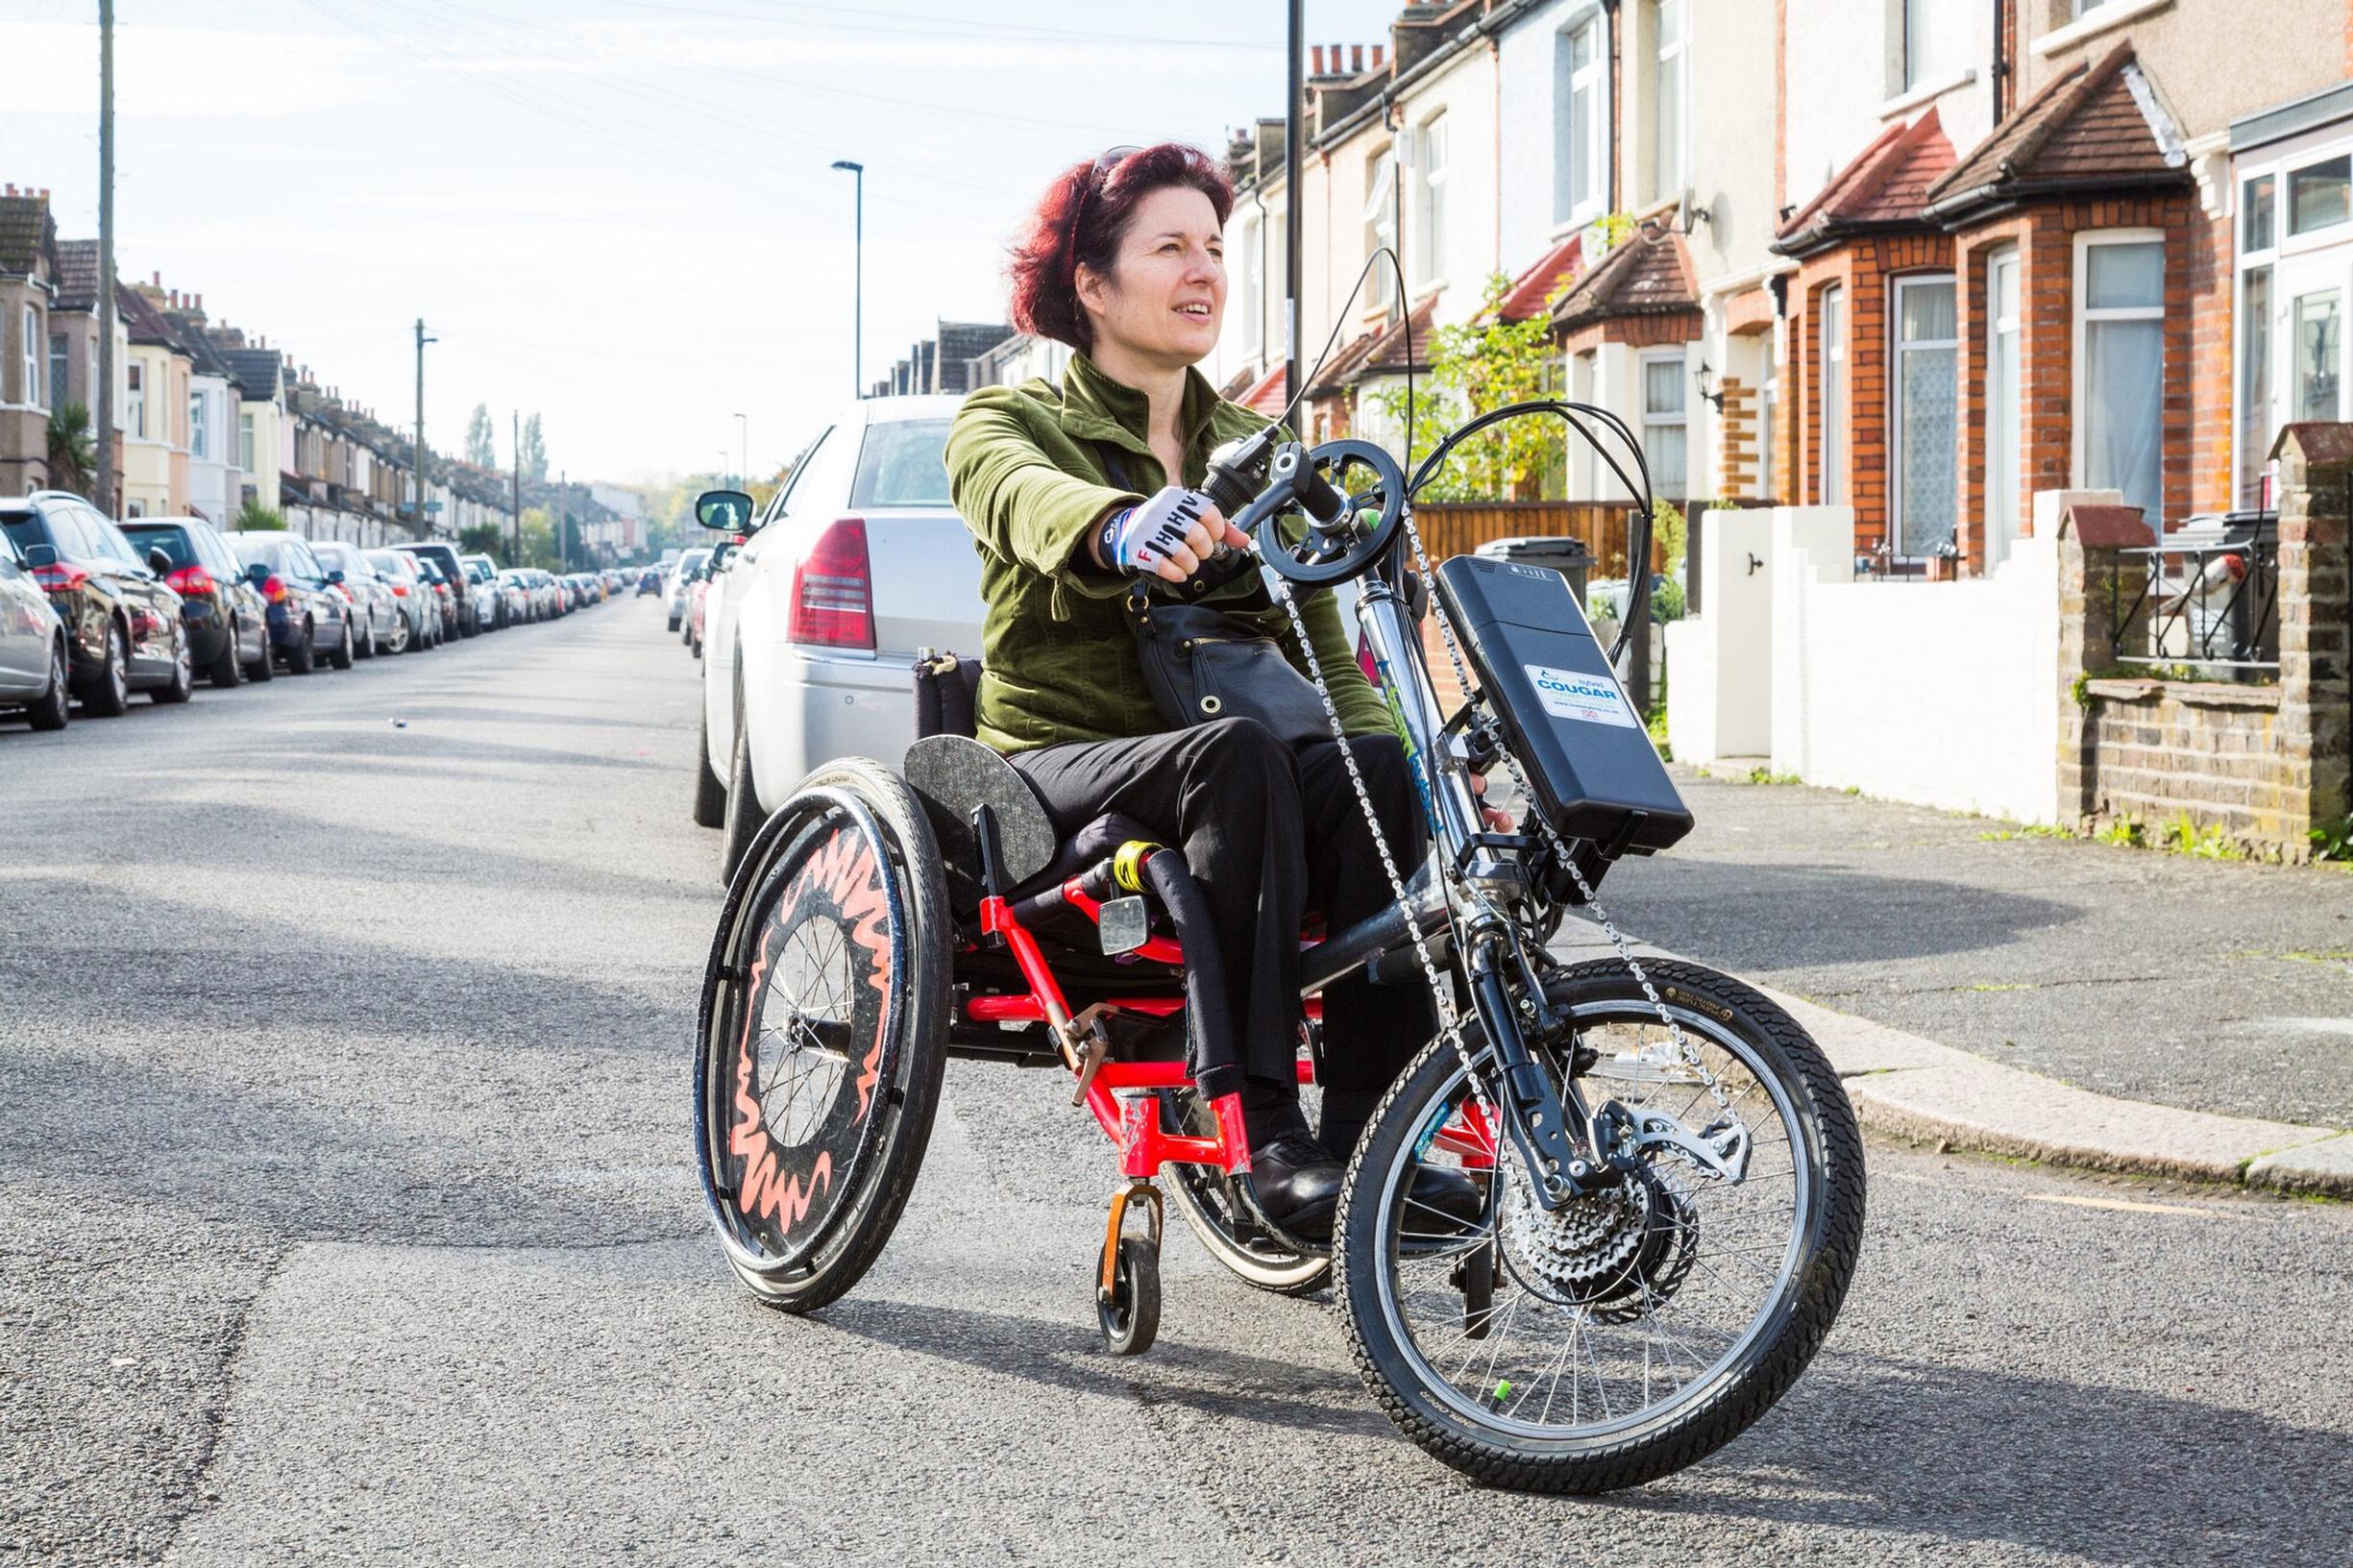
[{"left": 1010, "top": 718, "right": 1437, "bottom": 1146}]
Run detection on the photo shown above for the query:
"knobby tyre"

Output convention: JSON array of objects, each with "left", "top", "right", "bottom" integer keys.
[
  {"left": 693, "top": 759, "right": 953, "bottom": 1314},
  {"left": 1333, "top": 958, "right": 1865, "bottom": 1493}
]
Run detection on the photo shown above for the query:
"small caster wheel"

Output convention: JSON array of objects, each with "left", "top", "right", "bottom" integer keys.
[
  {"left": 1453, "top": 1240, "right": 1497, "bottom": 1340},
  {"left": 1097, "top": 1236, "right": 1161, "bottom": 1356}
]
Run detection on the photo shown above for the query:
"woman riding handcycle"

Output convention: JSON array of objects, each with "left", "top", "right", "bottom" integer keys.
[{"left": 693, "top": 142, "right": 1865, "bottom": 1493}]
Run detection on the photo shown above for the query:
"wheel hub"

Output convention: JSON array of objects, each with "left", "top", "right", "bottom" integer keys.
[{"left": 1499, "top": 1161, "right": 1696, "bottom": 1316}]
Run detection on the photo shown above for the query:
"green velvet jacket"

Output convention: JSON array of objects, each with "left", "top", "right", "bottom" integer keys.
[{"left": 944, "top": 352, "right": 1389, "bottom": 754}]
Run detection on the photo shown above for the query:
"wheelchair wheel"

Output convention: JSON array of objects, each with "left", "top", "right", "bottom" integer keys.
[
  {"left": 1096, "top": 1237, "right": 1161, "bottom": 1356},
  {"left": 694, "top": 758, "right": 953, "bottom": 1313},
  {"left": 1334, "top": 959, "right": 1865, "bottom": 1493}
]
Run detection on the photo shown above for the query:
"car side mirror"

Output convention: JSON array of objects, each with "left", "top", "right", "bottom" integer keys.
[
  {"left": 696, "top": 489, "right": 755, "bottom": 533},
  {"left": 245, "top": 562, "right": 268, "bottom": 584},
  {"left": 25, "top": 543, "right": 58, "bottom": 569},
  {"left": 147, "top": 547, "right": 173, "bottom": 575},
  {"left": 327, "top": 569, "right": 346, "bottom": 585}
]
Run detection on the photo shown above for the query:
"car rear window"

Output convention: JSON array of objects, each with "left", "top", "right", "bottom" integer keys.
[
  {"left": 1, "top": 514, "right": 42, "bottom": 553},
  {"left": 123, "top": 527, "right": 195, "bottom": 569},
  {"left": 230, "top": 535, "right": 287, "bottom": 570},
  {"left": 850, "top": 419, "right": 953, "bottom": 508}
]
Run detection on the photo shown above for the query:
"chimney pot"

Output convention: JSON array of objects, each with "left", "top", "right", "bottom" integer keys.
[
  {"left": 1372, "top": 43, "right": 1385, "bottom": 66},
  {"left": 4, "top": 184, "right": 14, "bottom": 197},
  {"left": 1351, "top": 44, "right": 1363, "bottom": 71},
  {"left": 152, "top": 271, "right": 160, "bottom": 287},
  {"left": 1311, "top": 45, "right": 1323, "bottom": 73}
]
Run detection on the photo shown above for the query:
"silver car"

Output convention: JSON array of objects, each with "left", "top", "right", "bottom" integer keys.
[
  {"left": 665, "top": 548, "right": 711, "bottom": 632},
  {"left": 365, "top": 549, "right": 440, "bottom": 652},
  {"left": 310, "top": 539, "right": 403, "bottom": 656},
  {"left": 697, "top": 395, "right": 978, "bottom": 870}
]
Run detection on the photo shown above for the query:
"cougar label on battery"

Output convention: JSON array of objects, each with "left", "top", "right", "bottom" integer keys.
[{"left": 1523, "top": 664, "right": 1639, "bottom": 728}]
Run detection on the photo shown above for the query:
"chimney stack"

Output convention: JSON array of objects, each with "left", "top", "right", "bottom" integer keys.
[
  {"left": 1311, "top": 45, "right": 1323, "bottom": 74},
  {"left": 1351, "top": 44, "right": 1363, "bottom": 71},
  {"left": 4, "top": 184, "right": 14, "bottom": 197},
  {"left": 152, "top": 271, "right": 160, "bottom": 287},
  {"left": 1371, "top": 43, "right": 1385, "bottom": 67}
]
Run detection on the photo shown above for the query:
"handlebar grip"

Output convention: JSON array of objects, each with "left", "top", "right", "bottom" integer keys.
[
  {"left": 1201, "top": 466, "right": 1258, "bottom": 520},
  {"left": 1175, "top": 546, "right": 1262, "bottom": 600},
  {"left": 1290, "top": 459, "right": 1345, "bottom": 525}
]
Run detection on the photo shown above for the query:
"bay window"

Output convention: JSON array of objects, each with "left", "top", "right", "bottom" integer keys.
[
  {"left": 127, "top": 361, "right": 144, "bottom": 439},
  {"left": 1987, "top": 249, "right": 2022, "bottom": 565},
  {"left": 2076, "top": 235, "right": 2165, "bottom": 524},
  {"left": 1641, "top": 352, "right": 1688, "bottom": 500},
  {"left": 1652, "top": 0, "right": 1687, "bottom": 203},
  {"left": 20, "top": 306, "right": 37, "bottom": 406},
  {"left": 240, "top": 410, "right": 257, "bottom": 475},
  {"left": 49, "top": 334, "right": 66, "bottom": 409},
  {"left": 190, "top": 390, "right": 208, "bottom": 459},
  {"left": 1892, "top": 276, "right": 1958, "bottom": 557},
  {"left": 1819, "top": 285, "right": 1847, "bottom": 504},
  {"left": 1364, "top": 150, "right": 1398, "bottom": 313},
  {"left": 2239, "top": 174, "right": 2276, "bottom": 505}
]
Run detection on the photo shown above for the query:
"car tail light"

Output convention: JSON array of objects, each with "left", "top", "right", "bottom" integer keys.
[
  {"left": 389, "top": 580, "right": 409, "bottom": 597},
  {"left": 261, "top": 574, "right": 287, "bottom": 604},
  {"left": 31, "top": 560, "right": 88, "bottom": 593},
  {"left": 165, "top": 564, "right": 214, "bottom": 598},
  {"left": 789, "top": 517, "right": 874, "bottom": 649}
]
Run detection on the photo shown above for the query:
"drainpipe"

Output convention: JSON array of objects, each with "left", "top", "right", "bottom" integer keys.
[{"left": 1991, "top": 0, "right": 2009, "bottom": 125}]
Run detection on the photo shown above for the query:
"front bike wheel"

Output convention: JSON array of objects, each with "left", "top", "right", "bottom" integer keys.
[
  {"left": 1335, "top": 958, "right": 1864, "bottom": 1493},
  {"left": 694, "top": 759, "right": 953, "bottom": 1313}
]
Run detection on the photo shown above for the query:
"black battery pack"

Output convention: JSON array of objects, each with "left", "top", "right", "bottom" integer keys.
[{"left": 1434, "top": 553, "right": 1692, "bottom": 857}]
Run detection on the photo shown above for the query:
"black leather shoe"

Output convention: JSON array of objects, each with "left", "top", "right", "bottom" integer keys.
[
  {"left": 1247, "top": 1132, "right": 1345, "bottom": 1241},
  {"left": 1404, "top": 1164, "right": 1486, "bottom": 1233}
]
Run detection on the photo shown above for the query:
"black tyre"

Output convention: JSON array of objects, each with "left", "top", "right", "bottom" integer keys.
[
  {"left": 355, "top": 618, "right": 376, "bottom": 658},
  {"left": 83, "top": 620, "right": 131, "bottom": 717},
  {"left": 245, "top": 628, "right": 275, "bottom": 682},
  {"left": 208, "top": 621, "right": 246, "bottom": 688},
  {"left": 1097, "top": 1237, "right": 1161, "bottom": 1356},
  {"left": 694, "top": 758, "right": 954, "bottom": 1314},
  {"left": 1335, "top": 959, "right": 1865, "bottom": 1494},
  {"left": 718, "top": 713, "right": 760, "bottom": 884},
  {"left": 668, "top": 610, "right": 681, "bottom": 632},
  {"left": 150, "top": 631, "right": 194, "bottom": 704},
  {"left": 328, "top": 620, "right": 355, "bottom": 671},
  {"left": 692, "top": 702, "right": 727, "bottom": 828},
  {"left": 286, "top": 620, "right": 315, "bottom": 674},
  {"left": 26, "top": 638, "right": 69, "bottom": 731}
]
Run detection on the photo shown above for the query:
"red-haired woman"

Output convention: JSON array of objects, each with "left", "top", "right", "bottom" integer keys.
[{"left": 945, "top": 144, "right": 1476, "bottom": 1238}]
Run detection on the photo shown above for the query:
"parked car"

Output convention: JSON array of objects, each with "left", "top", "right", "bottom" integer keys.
[
  {"left": 665, "top": 548, "right": 711, "bottom": 631},
  {"left": 397, "top": 543, "right": 482, "bottom": 637},
  {"left": 460, "top": 554, "right": 509, "bottom": 629},
  {"left": 637, "top": 567, "right": 662, "bottom": 597},
  {"left": 1, "top": 490, "right": 194, "bottom": 713},
  {"left": 365, "top": 549, "right": 440, "bottom": 652},
  {"left": 411, "top": 556, "right": 462, "bottom": 640},
  {"left": 308, "top": 539, "right": 403, "bottom": 658},
  {"left": 120, "top": 516, "right": 273, "bottom": 686},
  {"left": 490, "top": 567, "right": 528, "bottom": 626},
  {"left": 695, "top": 395, "right": 974, "bottom": 874},
  {"left": 688, "top": 541, "right": 739, "bottom": 658},
  {"left": 225, "top": 530, "right": 354, "bottom": 674},
  {"left": 0, "top": 527, "right": 70, "bottom": 729}
]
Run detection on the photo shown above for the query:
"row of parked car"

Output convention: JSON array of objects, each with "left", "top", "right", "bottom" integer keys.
[{"left": 0, "top": 486, "right": 631, "bottom": 731}]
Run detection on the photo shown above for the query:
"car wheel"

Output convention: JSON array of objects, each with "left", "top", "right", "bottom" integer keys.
[
  {"left": 718, "top": 715, "right": 762, "bottom": 883},
  {"left": 692, "top": 700, "right": 727, "bottom": 828},
  {"left": 245, "top": 624, "right": 275, "bottom": 681},
  {"left": 287, "top": 618, "right": 316, "bottom": 674},
  {"left": 151, "top": 631, "right": 194, "bottom": 704},
  {"left": 355, "top": 618, "right": 376, "bottom": 659},
  {"left": 387, "top": 610, "right": 410, "bottom": 655},
  {"left": 209, "top": 619, "right": 246, "bottom": 688},
  {"left": 329, "top": 619, "right": 355, "bottom": 671},
  {"left": 667, "top": 611, "right": 681, "bottom": 632},
  {"left": 81, "top": 619, "right": 132, "bottom": 717},
  {"left": 25, "top": 638, "right": 69, "bottom": 731}
]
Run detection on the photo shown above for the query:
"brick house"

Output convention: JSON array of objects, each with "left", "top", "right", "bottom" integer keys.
[
  {"left": 0, "top": 187, "right": 59, "bottom": 497},
  {"left": 115, "top": 279, "right": 193, "bottom": 519},
  {"left": 1552, "top": 229, "right": 1703, "bottom": 500}
]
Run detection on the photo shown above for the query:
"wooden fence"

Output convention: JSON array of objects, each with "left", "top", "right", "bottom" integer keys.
[{"left": 1410, "top": 501, "right": 1667, "bottom": 577}]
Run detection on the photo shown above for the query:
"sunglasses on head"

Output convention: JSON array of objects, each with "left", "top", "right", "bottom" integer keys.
[{"left": 1067, "top": 145, "right": 1142, "bottom": 266}]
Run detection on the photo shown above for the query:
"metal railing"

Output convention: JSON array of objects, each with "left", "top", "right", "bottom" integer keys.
[{"left": 2111, "top": 513, "right": 2279, "bottom": 676}]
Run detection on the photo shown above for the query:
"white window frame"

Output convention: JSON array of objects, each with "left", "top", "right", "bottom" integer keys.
[
  {"left": 1364, "top": 148, "right": 1399, "bottom": 314},
  {"left": 86, "top": 340, "right": 97, "bottom": 432},
  {"left": 2235, "top": 166, "right": 2281, "bottom": 507},
  {"left": 19, "top": 305, "right": 38, "bottom": 408},
  {"left": 190, "top": 389, "right": 208, "bottom": 459},
  {"left": 1640, "top": 348, "right": 1689, "bottom": 500},
  {"left": 2280, "top": 144, "right": 2353, "bottom": 253},
  {"left": 2071, "top": 228, "right": 2167, "bottom": 523},
  {"left": 126, "top": 360, "right": 144, "bottom": 439},
  {"left": 1888, "top": 272, "right": 1959, "bottom": 561},
  {"left": 240, "top": 409, "right": 257, "bottom": 475},
  {"left": 1819, "top": 284, "right": 1848, "bottom": 505},
  {"left": 1556, "top": 12, "right": 1607, "bottom": 228},
  {"left": 1241, "top": 213, "right": 1263, "bottom": 357},
  {"left": 1986, "top": 246, "right": 2023, "bottom": 563},
  {"left": 1413, "top": 111, "right": 1449, "bottom": 291},
  {"left": 1651, "top": 0, "right": 1689, "bottom": 206}
]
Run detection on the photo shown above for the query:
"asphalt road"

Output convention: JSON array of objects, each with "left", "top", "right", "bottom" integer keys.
[
  {"left": 3, "top": 604, "right": 2347, "bottom": 1567},
  {"left": 1592, "top": 770, "right": 2353, "bottom": 1130}
]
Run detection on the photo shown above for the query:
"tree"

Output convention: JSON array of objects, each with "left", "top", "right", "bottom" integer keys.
[
  {"left": 45, "top": 404, "right": 94, "bottom": 498},
  {"left": 457, "top": 522, "right": 506, "bottom": 562},
  {"left": 518, "top": 505, "right": 560, "bottom": 570},
  {"left": 1367, "top": 272, "right": 1572, "bottom": 503},
  {"left": 235, "top": 500, "right": 287, "bottom": 531},
  {"left": 518, "top": 413, "right": 548, "bottom": 483},
  {"left": 464, "top": 404, "right": 497, "bottom": 467}
]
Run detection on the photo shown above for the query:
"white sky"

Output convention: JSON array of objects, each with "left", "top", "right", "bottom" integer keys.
[{"left": 0, "top": 0, "right": 1404, "bottom": 488}]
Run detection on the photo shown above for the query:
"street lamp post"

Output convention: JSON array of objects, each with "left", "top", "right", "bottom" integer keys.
[
  {"left": 734, "top": 411, "right": 748, "bottom": 491},
  {"left": 830, "top": 159, "right": 864, "bottom": 399}
]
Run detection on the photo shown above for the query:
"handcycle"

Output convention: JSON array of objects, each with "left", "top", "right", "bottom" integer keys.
[{"left": 691, "top": 400, "right": 1866, "bottom": 1493}]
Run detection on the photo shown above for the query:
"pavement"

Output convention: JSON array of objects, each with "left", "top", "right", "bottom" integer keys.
[
  {"left": 3, "top": 603, "right": 2349, "bottom": 1566},
  {"left": 1575, "top": 767, "right": 2353, "bottom": 1196}
]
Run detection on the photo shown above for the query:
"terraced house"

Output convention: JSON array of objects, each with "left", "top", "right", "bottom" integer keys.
[
  {"left": 0, "top": 186, "right": 59, "bottom": 498},
  {"left": 1212, "top": 0, "right": 2353, "bottom": 571}
]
